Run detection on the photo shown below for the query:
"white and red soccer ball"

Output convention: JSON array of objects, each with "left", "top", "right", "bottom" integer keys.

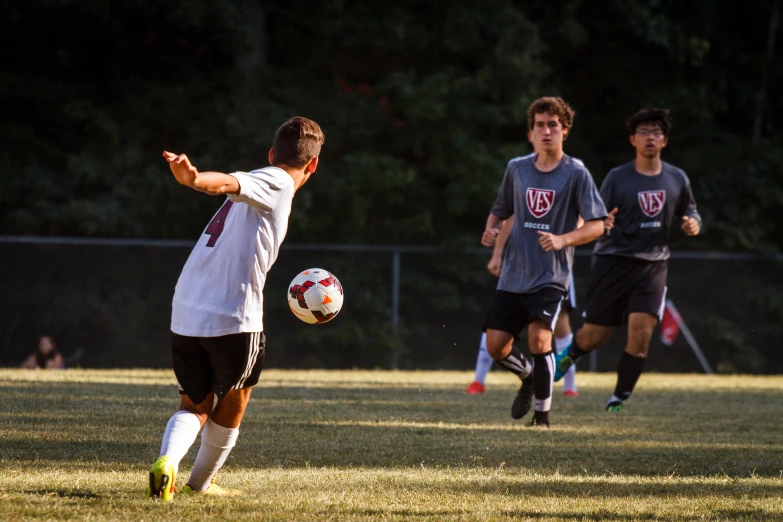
[{"left": 287, "top": 268, "right": 344, "bottom": 324}]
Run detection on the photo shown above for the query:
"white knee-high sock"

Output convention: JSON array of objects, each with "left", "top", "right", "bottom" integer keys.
[
  {"left": 187, "top": 420, "right": 239, "bottom": 492},
  {"left": 555, "top": 333, "right": 577, "bottom": 392},
  {"left": 159, "top": 411, "right": 203, "bottom": 469},
  {"left": 473, "top": 332, "right": 494, "bottom": 384}
]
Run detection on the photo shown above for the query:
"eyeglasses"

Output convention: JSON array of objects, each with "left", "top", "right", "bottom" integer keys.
[{"left": 636, "top": 129, "right": 664, "bottom": 138}]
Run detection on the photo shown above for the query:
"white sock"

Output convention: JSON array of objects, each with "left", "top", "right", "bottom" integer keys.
[
  {"left": 555, "top": 333, "right": 577, "bottom": 393},
  {"left": 159, "top": 411, "right": 202, "bottom": 469},
  {"left": 473, "top": 332, "right": 493, "bottom": 384},
  {"left": 608, "top": 394, "right": 623, "bottom": 404},
  {"left": 187, "top": 420, "right": 239, "bottom": 492}
]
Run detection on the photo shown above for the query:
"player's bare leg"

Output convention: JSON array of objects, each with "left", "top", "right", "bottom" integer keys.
[
  {"left": 183, "top": 387, "right": 252, "bottom": 495},
  {"left": 527, "top": 320, "right": 555, "bottom": 428},
  {"left": 554, "top": 313, "right": 578, "bottom": 396},
  {"left": 485, "top": 329, "right": 534, "bottom": 420},
  {"left": 606, "top": 313, "right": 657, "bottom": 411}
]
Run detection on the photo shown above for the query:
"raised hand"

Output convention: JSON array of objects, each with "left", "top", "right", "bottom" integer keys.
[
  {"left": 163, "top": 151, "right": 198, "bottom": 187},
  {"left": 537, "top": 231, "right": 566, "bottom": 252},
  {"left": 681, "top": 216, "right": 700, "bottom": 236},
  {"left": 604, "top": 207, "right": 619, "bottom": 231}
]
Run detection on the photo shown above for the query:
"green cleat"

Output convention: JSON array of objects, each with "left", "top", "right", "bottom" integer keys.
[
  {"left": 606, "top": 401, "right": 624, "bottom": 412},
  {"left": 146, "top": 456, "right": 177, "bottom": 501}
]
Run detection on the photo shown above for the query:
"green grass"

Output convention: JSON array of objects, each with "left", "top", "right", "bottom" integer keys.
[{"left": 1, "top": 369, "right": 782, "bottom": 521}]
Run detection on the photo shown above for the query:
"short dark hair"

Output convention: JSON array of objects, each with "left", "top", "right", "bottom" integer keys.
[
  {"left": 527, "top": 97, "right": 575, "bottom": 136},
  {"left": 272, "top": 116, "right": 325, "bottom": 169},
  {"left": 626, "top": 108, "right": 671, "bottom": 136}
]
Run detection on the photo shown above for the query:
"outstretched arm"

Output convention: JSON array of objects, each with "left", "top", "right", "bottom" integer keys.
[{"left": 163, "top": 151, "right": 240, "bottom": 196}]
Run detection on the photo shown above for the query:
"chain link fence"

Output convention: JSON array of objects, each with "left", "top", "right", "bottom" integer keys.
[{"left": 1, "top": 237, "right": 781, "bottom": 374}]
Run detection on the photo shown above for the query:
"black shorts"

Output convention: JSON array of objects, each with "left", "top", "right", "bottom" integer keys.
[
  {"left": 483, "top": 287, "right": 565, "bottom": 339},
  {"left": 172, "top": 331, "right": 266, "bottom": 405},
  {"left": 582, "top": 256, "right": 667, "bottom": 327}
]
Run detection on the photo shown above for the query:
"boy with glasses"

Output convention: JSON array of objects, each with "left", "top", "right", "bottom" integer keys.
[{"left": 554, "top": 108, "right": 701, "bottom": 412}]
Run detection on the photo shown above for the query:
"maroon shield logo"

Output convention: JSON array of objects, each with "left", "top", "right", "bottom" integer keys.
[
  {"left": 526, "top": 188, "right": 555, "bottom": 218},
  {"left": 638, "top": 190, "right": 666, "bottom": 218}
]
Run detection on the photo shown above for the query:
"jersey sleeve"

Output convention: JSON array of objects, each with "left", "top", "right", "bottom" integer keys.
[
  {"left": 676, "top": 173, "right": 702, "bottom": 227},
  {"left": 490, "top": 164, "right": 515, "bottom": 220},
  {"left": 598, "top": 170, "right": 616, "bottom": 211},
  {"left": 576, "top": 169, "right": 608, "bottom": 222},
  {"left": 228, "top": 170, "right": 292, "bottom": 211}
]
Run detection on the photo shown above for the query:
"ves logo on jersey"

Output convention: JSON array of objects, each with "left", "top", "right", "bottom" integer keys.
[
  {"left": 638, "top": 190, "right": 666, "bottom": 218},
  {"left": 526, "top": 188, "right": 555, "bottom": 218}
]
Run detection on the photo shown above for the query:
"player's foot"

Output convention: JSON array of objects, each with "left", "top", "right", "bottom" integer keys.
[
  {"left": 180, "top": 481, "right": 243, "bottom": 497},
  {"left": 465, "top": 381, "right": 486, "bottom": 395},
  {"left": 146, "top": 456, "right": 176, "bottom": 501},
  {"left": 511, "top": 376, "right": 534, "bottom": 420},
  {"left": 554, "top": 348, "right": 575, "bottom": 382},
  {"left": 563, "top": 389, "right": 579, "bottom": 397},
  {"left": 606, "top": 400, "right": 624, "bottom": 412},
  {"left": 529, "top": 411, "right": 550, "bottom": 429}
]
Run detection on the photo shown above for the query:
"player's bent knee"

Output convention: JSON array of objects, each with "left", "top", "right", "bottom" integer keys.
[
  {"left": 527, "top": 320, "right": 553, "bottom": 354},
  {"left": 485, "top": 330, "right": 513, "bottom": 360},
  {"left": 577, "top": 323, "right": 611, "bottom": 350}
]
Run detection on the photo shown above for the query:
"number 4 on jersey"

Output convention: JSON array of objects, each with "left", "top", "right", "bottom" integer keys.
[{"left": 204, "top": 201, "right": 233, "bottom": 247}]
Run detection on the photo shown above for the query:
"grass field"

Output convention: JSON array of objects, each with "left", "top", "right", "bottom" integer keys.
[{"left": 1, "top": 369, "right": 782, "bottom": 521}]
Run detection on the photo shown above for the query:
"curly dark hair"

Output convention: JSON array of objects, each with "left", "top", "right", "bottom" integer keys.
[
  {"left": 626, "top": 108, "right": 671, "bottom": 136},
  {"left": 526, "top": 97, "right": 575, "bottom": 136}
]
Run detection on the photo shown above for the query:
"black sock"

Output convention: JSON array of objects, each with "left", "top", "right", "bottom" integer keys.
[
  {"left": 613, "top": 351, "right": 646, "bottom": 401},
  {"left": 532, "top": 352, "right": 555, "bottom": 412},
  {"left": 496, "top": 345, "right": 532, "bottom": 380},
  {"left": 567, "top": 337, "right": 588, "bottom": 361}
]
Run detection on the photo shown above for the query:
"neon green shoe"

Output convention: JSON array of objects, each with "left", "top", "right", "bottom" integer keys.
[
  {"left": 606, "top": 401, "right": 624, "bottom": 412},
  {"left": 146, "top": 456, "right": 177, "bottom": 501},
  {"left": 180, "top": 480, "right": 243, "bottom": 497}
]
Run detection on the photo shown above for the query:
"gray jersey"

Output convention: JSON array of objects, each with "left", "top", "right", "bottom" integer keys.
[
  {"left": 593, "top": 161, "right": 702, "bottom": 261},
  {"left": 491, "top": 155, "right": 607, "bottom": 294}
]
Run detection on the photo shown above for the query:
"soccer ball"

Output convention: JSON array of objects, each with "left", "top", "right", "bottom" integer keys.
[{"left": 287, "top": 268, "right": 344, "bottom": 324}]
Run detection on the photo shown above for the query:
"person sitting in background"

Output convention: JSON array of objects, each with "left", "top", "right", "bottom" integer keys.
[{"left": 20, "top": 335, "right": 65, "bottom": 369}]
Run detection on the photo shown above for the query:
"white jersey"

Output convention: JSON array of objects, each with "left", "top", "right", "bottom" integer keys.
[{"left": 171, "top": 167, "right": 295, "bottom": 337}]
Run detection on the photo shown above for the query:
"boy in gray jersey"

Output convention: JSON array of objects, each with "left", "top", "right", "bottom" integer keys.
[
  {"left": 481, "top": 97, "right": 607, "bottom": 428},
  {"left": 554, "top": 108, "right": 702, "bottom": 412},
  {"left": 467, "top": 152, "right": 583, "bottom": 397}
]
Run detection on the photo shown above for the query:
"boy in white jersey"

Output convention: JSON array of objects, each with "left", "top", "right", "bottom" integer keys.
[{"left": 147, "top": 117, "right": 325, "bottom": 501}]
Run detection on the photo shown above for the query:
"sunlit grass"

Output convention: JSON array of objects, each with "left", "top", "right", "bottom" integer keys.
[{"left": 1, "top": 369, "right": 782, "bottom": 520}]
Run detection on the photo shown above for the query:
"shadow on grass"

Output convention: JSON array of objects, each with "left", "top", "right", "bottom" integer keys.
[
  {"left": 498, "top": 509, "right": 771, "bottom": 521},
  {"left": 3, "top": 381, "right": 783, "bottom": 478},
  {"left": 25, "top": 489, "right": 101, "bottom": 500}
]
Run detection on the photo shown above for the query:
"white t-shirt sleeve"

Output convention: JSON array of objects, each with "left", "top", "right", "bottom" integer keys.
[{"left": 228, "top": 169, "right": 292, "bottom": 211}]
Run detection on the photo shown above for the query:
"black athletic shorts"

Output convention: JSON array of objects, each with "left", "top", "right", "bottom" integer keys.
[
  {"left": 483, "top": 287, "right": 565, "bottom": 339},
  {"left": 582, "top": 255, "right": 667, "bottom": 327},
  {"left": 172, "top": 331, "right": 266, "bottom": 405}
]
